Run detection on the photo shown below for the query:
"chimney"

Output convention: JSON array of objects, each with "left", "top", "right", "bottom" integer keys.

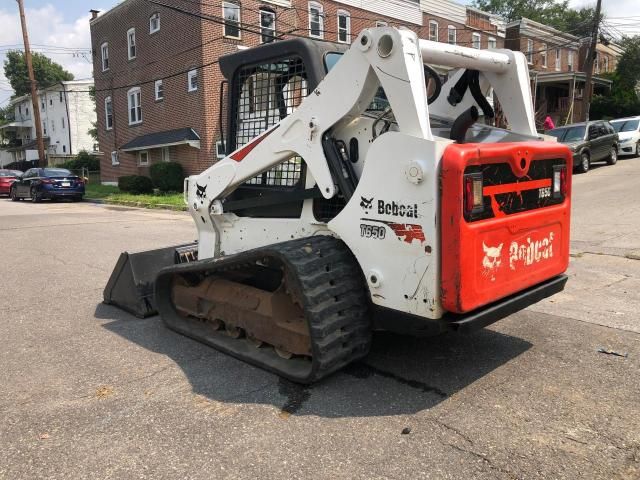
[{"left": 90, "top": 9, "right": 99, "bottom": 20}]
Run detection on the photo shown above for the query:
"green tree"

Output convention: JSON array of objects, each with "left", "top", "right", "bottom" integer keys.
[
  {"left": 589, "top": 36, "right": 640, "bottom": 120},
  {"left": 472, "top": 0, "right": 599, "bottom": 38},
  {"left": 3, "top": 51, "right": 74, "bottom": 97}
]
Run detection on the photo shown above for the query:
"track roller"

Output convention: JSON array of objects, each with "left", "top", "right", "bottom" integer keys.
[{"left": 154, "top": 236, "right": 372, "bottom": 383}]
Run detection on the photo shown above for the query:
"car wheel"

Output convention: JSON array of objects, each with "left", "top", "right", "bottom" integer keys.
[
  {"left": 636, "top": 141, "right": 640, "bottom": 158},
  {"left": 576, "top": 152, "right": 590, "bottom": 173},
  {"left": 30, "top": 186, "right": 42, "bottom": 203},
  {"left": 607, "top": 146, "right": 618, "bottom": 165},
  {"left": 10, "top": 186, "right": 18, "bottom": 201}
]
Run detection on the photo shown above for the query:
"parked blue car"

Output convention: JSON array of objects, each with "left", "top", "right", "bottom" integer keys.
[{"left": 9, "top": 167, "right": 85, "bottom": 202}]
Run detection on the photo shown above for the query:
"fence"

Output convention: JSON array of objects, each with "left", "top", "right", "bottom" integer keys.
[{"left": 67, "top": 168, "right": 101, "bottom": 184}]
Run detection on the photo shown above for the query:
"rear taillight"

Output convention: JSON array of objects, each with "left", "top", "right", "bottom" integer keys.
[
  {"left": 553, "top": 166, "right": 567, "bottom": 198},
  {"left": 463, "top": 172, "right": 484, "bottom": 216},
  {"left": 41, "top": 178, "right": 54, "bottom": 184}
]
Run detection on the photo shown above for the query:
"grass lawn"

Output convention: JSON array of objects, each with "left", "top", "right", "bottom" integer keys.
[{"left": 84, "top": 184, "right": 186, "bottom": 210}]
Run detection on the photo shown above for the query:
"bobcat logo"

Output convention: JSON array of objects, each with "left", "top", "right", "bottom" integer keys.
[
  {"left": 360, "top": 196, "right": 374, "bottom": 211},
  {"left": 482, "top": 242, "right": 503, "bottom": 281},
  {"left": 195, "top": 183, "right": 207, "bottom": 204}
]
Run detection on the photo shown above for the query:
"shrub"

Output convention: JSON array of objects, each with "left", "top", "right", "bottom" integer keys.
[
  {"left": 149, "top": 161, "right": 185, "bottom": 192},
  {"left": 62, "top": 150, "right": 100, "bottom": 172},
  {"left": 118, "top": 175, "right": 154, "bottom": 194}
]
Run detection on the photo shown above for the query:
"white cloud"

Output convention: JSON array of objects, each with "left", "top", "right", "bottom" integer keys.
[
  {"left": 569, "top": 0, "right": 640, "bottom": 38},
  {"left": 0, "top": 4, "right": 93, "bottom": 106}
]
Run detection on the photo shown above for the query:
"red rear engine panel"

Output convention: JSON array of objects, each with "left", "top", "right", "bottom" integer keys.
[{"left": 441, "top": 141, "right": 572, "bottom": 314}]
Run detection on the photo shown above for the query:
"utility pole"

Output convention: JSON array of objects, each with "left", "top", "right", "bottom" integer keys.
[
  {"left": 17, "top": 0, "right": 46, "bottom": 166},
  {"left": 582, "top": 0, "right": 602, "bottom": 122}
]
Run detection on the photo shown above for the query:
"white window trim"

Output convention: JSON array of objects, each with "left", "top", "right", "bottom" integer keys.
[
  {"left": 111, "top": 151, "right": 119, "bottom": 166},
  {"left": 541, "top": 43, "right": 547, "bottom": 68},
  {"left": 337, "top": 10, "right": 351, "bottom": 44},
  {"left": 127, "top": 28, "right": 136, "bottom": 60},
  {"left": 155, "top": 79, "right": 164, "bottom": 101},
  {"left": 101, "top": 42, "right": 109, "bottom": 72},
  {"left": 555, "top": 48, "right": 561, "bottom": 71},
  {"left": 488, "top": 36, "right": 496, "bottom": 49},
  {"left": 447, "top": 25, "right": 456, "bottom": 45},
  {"left": 259, "top": 9, "right": 276, "bottom": 44},
  {"left": 188, "top": 69, "right": 198, "bottom": 92},
  {"left": 308, "top": 2, "right": 324, "bottom": 39},
  {"left": 138, "top": 150, "right": 149, "bottom": 166},
  {"left": 472, "top": 32, "right": 481, "bottom": 49},
  {"left": 149, "top": 13, "right": 160, "bottom": 34},
  {"left": 161, "top": 146, "right": 170, "bottom": 162},
  {"left": 222, "top": 2, "right": 241, "bottom": 40},
  {"left": 127, "top": 87, "right": 142, "bottom": 125},
  {"left": 429, "top": 20, "right": 438, "bottom": 42},
  {"left": 527, "top": 39, "right": 533, "bottom": 64},
  {"left": 105, "top": 96, "right": 113, "bottom": 130},
  {"left": 216, "top": 140, "right": 226, "bottom": 159},
  {"left": 568, "top": 50, "right": 574, "bottom": 71}
]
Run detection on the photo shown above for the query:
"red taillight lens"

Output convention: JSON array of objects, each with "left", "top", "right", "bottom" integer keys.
[
  {"left": 463, "top": 173, "right": 483, "bottom": 216},
  {"left": 41, "top": 178, "right": 54, "bottom": 184},
  {"left": 560, "top": 167, "right": 567, "bottom": 196}
]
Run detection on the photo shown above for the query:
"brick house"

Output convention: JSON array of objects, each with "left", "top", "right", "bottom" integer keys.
[
  {"left": 90, "top": 0, "right": 506, "bottom": 184},
  {"left": 506, "top": 17, "right": 617, "bottom": 127}
]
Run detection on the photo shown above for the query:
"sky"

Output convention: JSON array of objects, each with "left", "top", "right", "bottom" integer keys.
[{"left": 1, "top": 0, "right": 638, "bottom": 107}]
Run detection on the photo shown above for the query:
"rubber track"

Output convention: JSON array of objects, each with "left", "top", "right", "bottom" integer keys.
[{"left": 155, "top": 236, "right": 372, "bottom": 383}]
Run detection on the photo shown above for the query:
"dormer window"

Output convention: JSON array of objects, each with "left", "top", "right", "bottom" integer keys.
[{"left": 149, "top": 13, "right": 160, "bottom": 33}]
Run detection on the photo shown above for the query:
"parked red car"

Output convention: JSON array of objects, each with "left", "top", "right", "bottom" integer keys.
[{"left": 0, "top": 169, "right": 22, "bottom": 196}]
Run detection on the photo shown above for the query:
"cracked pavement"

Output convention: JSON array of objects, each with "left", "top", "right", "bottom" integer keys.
[{"left": 1, "top": 158, "right": 640, "bottom": 479}]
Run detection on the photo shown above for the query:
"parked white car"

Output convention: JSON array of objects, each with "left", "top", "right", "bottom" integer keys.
[{"left": 610, "top": 117, "right": 640, "bottom": 157}]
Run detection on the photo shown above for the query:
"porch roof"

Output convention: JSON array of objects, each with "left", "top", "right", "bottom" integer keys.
[{"left": 535, "top": 72, "right": 613, "bottom": 87}]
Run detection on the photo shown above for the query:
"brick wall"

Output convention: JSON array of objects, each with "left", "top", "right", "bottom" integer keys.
[{"left": 505, "top": 26, "right": 578, "bottom": 73}]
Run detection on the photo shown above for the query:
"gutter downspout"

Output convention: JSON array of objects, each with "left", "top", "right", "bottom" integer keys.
[{"left": 62, "top": 82, "right": 73, "bottom": 156}]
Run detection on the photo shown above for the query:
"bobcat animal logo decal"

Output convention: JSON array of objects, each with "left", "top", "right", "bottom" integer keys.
[
  {"left": 360, "top": 196, "right": 373, "bottom": 211},
  {"left": 195, "top": 183, "right": 207, "bottom": 205},
  {"left": 482, "top": 242, "right": 503, "bottom": 281}
]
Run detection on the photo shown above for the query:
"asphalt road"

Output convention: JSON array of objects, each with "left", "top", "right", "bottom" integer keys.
[{"left": 1, "top": 157, "right": 640, "bottom": 479}]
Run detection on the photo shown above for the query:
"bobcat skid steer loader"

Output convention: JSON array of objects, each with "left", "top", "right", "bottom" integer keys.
[{"left": 104, "top": 27, "right": 572, "bottom": 383}]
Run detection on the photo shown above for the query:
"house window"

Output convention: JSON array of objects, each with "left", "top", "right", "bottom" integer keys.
[
  {"left": 567, "top": 51, "right": 574, "bottom": 71},
  {"left": 62, "top": 145, "right": 66, "bottom": 153},
  {"left": 51, "top": 119, "right": 55, "bottom": 132},
  {"left": 161, "top": 147, "right": 170, "bottom": 162},
  {"left": 111, "top": 151, "right": 119, "bottom": 166},
  {"left": 376, "top": 21, "right": 387, "bottom": 27},
  {"left": 61, "top": 117, "right": 65, "bottom": 129},
  {"left": 155, "top": 79, "right": 164, "bottom": 100},
  {"left": 26, "top": 107, "right": 28, "bottom": 116},
  {"left": 337, "top": 10, "right": 350, "bottom": 44},
  {"left": 259, "top": 9, "right": 276, "bottom": 43},
  {"left": 127, "top": 28, "right": 136, "bottom": 60},
  {"left": 428, "top": 21, "right": 438, "bottom": 42},
  {"left": 223, "top": 2, "right": 241, "bottom": 39},
  {"left": 105, "top": 96, "right": 113, "bottom": 130},
  {"left": 49, "top": 98, "right": 52, "bottom": 106},
  {"left": 149, "top": 13, "right": 160, "bottom": 33},
  {"left": 138, "top": 150, "right": 149, "bottom": 166},
  {"left": 59, "top": 91, "right": 63, "bottom": 102},
  {"left": 526, "top": 39, "right": 533, "bottom": 64},
  {"left": 127, "top": 87, "right": 142, "bottom": 125},
  {"left": 188, "top": 69, "right": 198, "bottom": 92},
  {"left": 101, "top": 42, "right": 109, "bottom": 71},
  {"left": 308, "top": 2, "right": 324, "bottom": 39},
  {"left": 488, "top": 37, "right": 496, "bottom": 49},
  {"left": 447, "top": 26, "right": 456, "bottom": 45},
  {"left": 541, "top": 43, "right": 547, "bottom": 68},
  {"left": 555, "top": 48, "right": 561, "bottom": 71},
  {"left": 472, "top": 32, "right": 481, "bottom": 49},
  {"left": 41, "top": 97, "right": 45, "bottom": 110},
  {"left": 604, "top": 56, "right": 609, "bottom": 72},
  {"left": 42, "top": 121, "right": 47, "bottom": 135}
]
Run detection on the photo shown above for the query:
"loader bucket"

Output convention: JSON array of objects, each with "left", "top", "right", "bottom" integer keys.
[{"left": 103, "top": 244, "right": 197, "bottom": 318}]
